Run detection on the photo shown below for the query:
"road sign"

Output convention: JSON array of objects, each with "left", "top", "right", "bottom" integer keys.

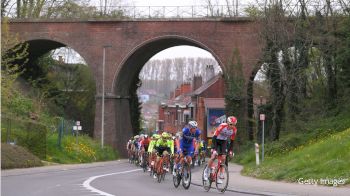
[
  {"left": 260, "top": 114, "right": 265, "bottom": 121},
  {"left": 76, "top": 121, "right": 80, "bottom": 126}
]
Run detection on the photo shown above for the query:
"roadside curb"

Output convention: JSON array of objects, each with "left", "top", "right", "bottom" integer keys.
[
  {"left": 1, "top": 159, "right": 126, "bottom": 177},
  {"left": 191, "top": 181, "right": 297, "bottom": 196}
]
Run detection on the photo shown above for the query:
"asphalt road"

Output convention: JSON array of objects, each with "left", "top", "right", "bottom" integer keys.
[{"left": 2, "top": 160, "right": 256, "bottom": 196}]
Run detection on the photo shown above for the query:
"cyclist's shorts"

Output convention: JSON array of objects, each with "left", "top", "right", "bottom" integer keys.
[
  {"left": 180, "top": 143, "right": 194, "bottom": 156},
  {"left": 215, "top": 139, "right": 228, "bottom": 155},
  {"left": 156, "top": 146, "right": 170, "bottom": 157}
]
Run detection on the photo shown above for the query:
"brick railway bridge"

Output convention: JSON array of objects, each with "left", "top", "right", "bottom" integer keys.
[{"left": 9, "top": 18, "right": 264, "bottom": 156}]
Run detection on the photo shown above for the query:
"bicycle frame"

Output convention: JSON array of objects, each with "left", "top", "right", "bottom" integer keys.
[{"left": 209, "top": 154, "right": 225, "bottom": 181}]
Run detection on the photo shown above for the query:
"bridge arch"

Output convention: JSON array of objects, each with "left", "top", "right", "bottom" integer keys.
[
  {"left": 108, "top": 35, "right": 225, "bottom": 154},
  {"left": 113, "top": 35, "right": 224, "bottom": 95}
]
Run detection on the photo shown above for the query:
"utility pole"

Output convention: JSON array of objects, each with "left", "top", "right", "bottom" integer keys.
[{"left": 101, "top": 45, "right": 112, "bottom": 148}]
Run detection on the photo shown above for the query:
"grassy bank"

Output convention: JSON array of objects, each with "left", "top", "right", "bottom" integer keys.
[
  {"left": 1, "top": 143, "right": 43, "bottom": 169},
  {"left": 241, "top": 128, "right": 350, "bottom": 185},
  {"left": 234, "top": 111, "right": 350, "bottom": 186},
  {"left": 46, "top": 133, "right": 118, "bottom": 164},
  {"left": 1, "top": 79, "right": 119, "bottom": 168}
]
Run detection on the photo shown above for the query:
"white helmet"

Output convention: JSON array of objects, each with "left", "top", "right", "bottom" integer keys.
[
  {"left": 175, "top": 132, "right": 181, "bottom": 138},
  {"left": 188, "top": 121, "right": 198, "bottom": 128}
]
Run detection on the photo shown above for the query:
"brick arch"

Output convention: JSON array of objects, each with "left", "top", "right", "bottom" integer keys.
[
  {"left": 108, "top": 35, "right": 224, "bottom": 156},
  {"left": 20, "top": 38, "right": 98, "bottom": 84},
  {"left": 113, "top": 35, "right": 224, "bottom": 96}
]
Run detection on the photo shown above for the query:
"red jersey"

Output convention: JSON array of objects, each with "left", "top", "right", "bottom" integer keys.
[
  {"left": 140, "top": 138, "right": 150, "bottom": 147},
  {"left": 214, "top": 123, "right": 237, "bottom": 141}
]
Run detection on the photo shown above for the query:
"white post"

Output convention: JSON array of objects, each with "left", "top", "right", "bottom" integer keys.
[
  {"left": 255, "top": 143, "right": 260, "bottom": 165},
  {"left": 262, "top": 120, "right": 265, "bottom": 162},
  {"left": 260, "top": 114, "right": 266, "bottom": 162}
]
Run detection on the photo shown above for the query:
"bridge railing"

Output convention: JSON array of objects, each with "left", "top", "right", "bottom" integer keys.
[
  {"left": 109, "top": 5, "right": 246, "bottom": 18},
  {"left": 5, "top": 2, "right": 348, "bottom": 19}
]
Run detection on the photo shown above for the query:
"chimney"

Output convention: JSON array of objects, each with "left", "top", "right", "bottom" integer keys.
[
  {"left": 175, "top": 86, "right": 181, "bottom": 97},
  {"left": 192, "top": 75, "right": 203, "bottom": 92},
  {"left": 181, "top": 83, "right": 192, "bottom": 94},
  {"left": 205, "top": 64, "right": 215, "bottom": 81}
]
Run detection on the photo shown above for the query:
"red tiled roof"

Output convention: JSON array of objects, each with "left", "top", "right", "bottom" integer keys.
[
  {"left": 204, "top": 98, "right": 225, "bottom": 109},
  {"left": 165, "top": 95, "right": 192, "bottom": 107},
  {"left": 191, "top": 75, "right": 222, "bottom": 96}
]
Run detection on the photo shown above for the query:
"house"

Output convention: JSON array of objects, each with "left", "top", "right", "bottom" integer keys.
[{"left": 158, "top": 65, "right": 226, "bottom": 142}]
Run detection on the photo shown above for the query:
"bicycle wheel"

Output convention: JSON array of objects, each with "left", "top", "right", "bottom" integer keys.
[
  {"left": 215, "top": 164, "right": 229, "bottom": 193},
  {"left": 182, "top": 163, "right": 191, "bottom": 189},
  {"left": 142, "top": 153, "right": 148, "bottom": 172},
  {"left": 173, "top": 168, "right": 181, "bottom": 188},
  {"left": 161, "top": 162, "right": 167, "bottom": 181},
  {"left": 202, "top": 164, "right": 212, "bottom": 192},
  {"left": 157, "top": 162, "right": 163, "bottom": 183}
]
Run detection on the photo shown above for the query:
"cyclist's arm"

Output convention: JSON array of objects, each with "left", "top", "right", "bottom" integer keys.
[
  {"left": 175, "top": 139, "right": 180, "bottom": 153},
  {"left": 212, "top": 135, "right": 218, "bottom": 150},
  {"left": 229, "top": 139, "right": 234, "bottom": 152},
  {"left": 148, "top": 141, "right": 154, "bottom": 153},
  {"left": 169, "top": 140, "right": 174, "bottom": 154},
  {"left": 182, "top": 128, "right": 195, "bottom": 141}
]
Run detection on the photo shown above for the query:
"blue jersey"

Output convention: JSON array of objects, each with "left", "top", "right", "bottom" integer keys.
[{"left": 180, "top": 127, "right": 201, "bottom": 147}]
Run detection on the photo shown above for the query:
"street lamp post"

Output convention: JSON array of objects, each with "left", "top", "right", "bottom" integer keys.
[{"left": 101, "top": 45, "right": 112, "bottom": 148}]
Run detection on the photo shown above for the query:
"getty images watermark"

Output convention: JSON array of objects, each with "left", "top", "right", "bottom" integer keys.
[{"left": 298, "top": 177, "right": 349, "bottom": 187}]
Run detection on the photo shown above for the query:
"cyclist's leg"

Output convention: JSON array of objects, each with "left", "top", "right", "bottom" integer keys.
[{"left": 186, "top": 145, "right": 194, "bottom": 165}]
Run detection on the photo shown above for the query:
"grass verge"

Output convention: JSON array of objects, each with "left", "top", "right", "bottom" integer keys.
[
  {"left": 240, "top": 128, "right": 350, "bottom": 186},
  {"left": 46, "top": 133, "right": 119, "bottom": 164}
]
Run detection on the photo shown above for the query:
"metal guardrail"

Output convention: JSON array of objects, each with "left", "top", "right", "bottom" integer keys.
[
  {"left": 105, "top": 5, "right": 244, "bottom": 18},
  {"left": 5, "top": 2, "right": 349, "bottom": 19}
]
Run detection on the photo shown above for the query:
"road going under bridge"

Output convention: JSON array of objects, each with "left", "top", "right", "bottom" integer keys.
[{"left": 9, "top": 18, "right": 264, "bottom": 156}]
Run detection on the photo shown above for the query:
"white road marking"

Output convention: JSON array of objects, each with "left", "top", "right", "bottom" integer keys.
[{"left": 82, "top": 169, "right": 142, "bottom": 196}]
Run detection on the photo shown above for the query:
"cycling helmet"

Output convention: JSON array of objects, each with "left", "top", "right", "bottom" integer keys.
[
  {"left": 144, "top": 134, "right": 148, "bottom": 138},
  {"left": 153, "top": 134, "right": 160, "bottom": 140},
  {"left": 175, "top": 132, "right": 181, "bottom": 138},
  {"left": 134, "top": 135, "right": 140, "bottom": 139},
  {"left": 227, "top": 116, "right": 237, "bottom": 125},
  {"left": 161, "top": 132, "right": 168, "bottom": 138},
  {"left": 188, "top": 121, "right": 198, "bottom": 128}
]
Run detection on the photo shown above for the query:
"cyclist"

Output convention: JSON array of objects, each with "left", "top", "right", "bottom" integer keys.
[
  {"left": 174, "top": 121, "right": 201, "bottom": 175},
  {"left": 131, "top": 135, "right": 140, "bottom": 163},
  {"left": 204, "top": 116, "right": 238, "bottom": 183},
  {"left": 126, "top": 137, "right": 133, "bottom": 161},
  {"left": 154, "top": 132, "right": 174, "bottom": 178},
  {"left": 198, "top": 138, "right": 206, "bottom": 165},
  {"left": 148, "top": 134, "right": 159, "bottom": 172},
  {"left": 139, "top": 134, "right": 150, "bottom": 167}
]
